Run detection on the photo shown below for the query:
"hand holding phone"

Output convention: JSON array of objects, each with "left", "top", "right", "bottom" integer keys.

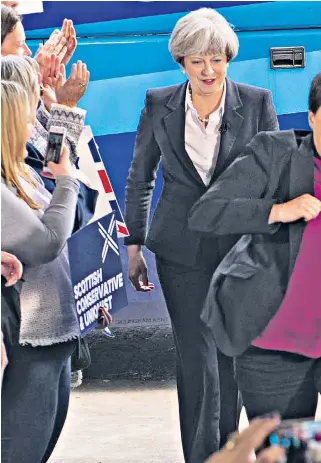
[
  {"left": 43, "top": 126, "right": 67, "bottom": 174},
  {"left": 42, "top": 142, "right": 73, "bottom": 179},
  {"left": 47, "top": 145, "right": 73, "bottom": 179},
  {"left": 265, "top": 419, "right": 321, "bottom": 462}
]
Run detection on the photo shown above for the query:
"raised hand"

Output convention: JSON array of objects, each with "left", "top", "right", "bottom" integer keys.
[
  {"left": 55, "top": 60, "right": 90, "bottom": 108},
  {"left": 34, "top": 30, "right": 67, "bottom": 73},
  {"left": 61, "top": 19, "right": 77, "bottom": 65},
  {"left": 41, "top": 54, "right": 64, "bottom": 110}
]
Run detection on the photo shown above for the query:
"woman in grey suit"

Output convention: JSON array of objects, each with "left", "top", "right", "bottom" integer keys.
[{"left": 124, "top": 8, "right": 279, "bottom": 463}]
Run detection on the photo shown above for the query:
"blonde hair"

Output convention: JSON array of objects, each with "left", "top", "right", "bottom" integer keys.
[
  {"left": 1, "top": 55, "right": 40, "bottom": 122},
  {"left": 1, "top": 80, "right": 39, "bottom": 209}
]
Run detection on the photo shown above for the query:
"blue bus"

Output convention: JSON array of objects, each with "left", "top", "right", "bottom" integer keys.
[{"left": 24, "top": 1, "right": 321, "bottom": 328}]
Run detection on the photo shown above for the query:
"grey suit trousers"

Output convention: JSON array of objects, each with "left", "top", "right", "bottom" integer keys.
[{"left": 156, "top": 257, "right": 241, "bottom": 463}]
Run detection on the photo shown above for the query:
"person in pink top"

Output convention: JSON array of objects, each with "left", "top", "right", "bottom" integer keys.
[{"left": 188, "top": 72, "right": 321, "bottom": 422}]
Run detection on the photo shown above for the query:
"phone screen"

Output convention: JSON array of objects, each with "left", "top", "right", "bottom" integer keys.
[
  {"left": 265, "top": 420, "right": 321, "bottom": 462},
  {"left": 44, "top": 132, "right": 64, "bottom": 166}
]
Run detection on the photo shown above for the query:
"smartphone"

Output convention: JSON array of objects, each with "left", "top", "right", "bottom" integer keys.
[
  {"left": 265, "top": 419, "right": 321, "bottom": 462},
  {"left": 43, "top": 126, "right": 66, "bottom": 173}
]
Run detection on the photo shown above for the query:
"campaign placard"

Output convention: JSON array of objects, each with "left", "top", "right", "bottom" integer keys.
[{"left": 68, "top": 212, "right": 128, "bottom": 336}]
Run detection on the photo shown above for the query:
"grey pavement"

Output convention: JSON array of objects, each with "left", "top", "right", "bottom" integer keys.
[
  {"left": 50, "top": 380, "right": 321, "bottom": 463},
  {"left": 50, "top": 380, "right": 183, "bottom": 463}
]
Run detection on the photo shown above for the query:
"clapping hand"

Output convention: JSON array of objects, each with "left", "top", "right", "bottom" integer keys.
[
  {"left": 34, "top": 18, "right": 77, "bottom": 73},
  {"left": 34, "top": 30, "right": 67, "bottom": 74},
  {"left": 41, "top": 54, "right": 64, "bottom": 110},
  {"left": 61, "top": 18, "right": 77, "bottom": 65},
  {"left": 55, "top": 60, "right": 90, "bottom": 108},
  {"left": 41, "top": 55, "right": 89, "bottom": 110}
]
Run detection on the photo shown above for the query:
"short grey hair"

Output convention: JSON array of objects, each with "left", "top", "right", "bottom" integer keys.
[{"left": 169, "top": 8, "right": 239, "bottom": 64}]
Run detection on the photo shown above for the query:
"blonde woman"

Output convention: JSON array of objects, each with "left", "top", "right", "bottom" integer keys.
[
  {"left": 1, "top": 55, "right": 98, "bottom": 232},
  {"left": 1, "top": 80, "right": 80, "bottom": 463}
]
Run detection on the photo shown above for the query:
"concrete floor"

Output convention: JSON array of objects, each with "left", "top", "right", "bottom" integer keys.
[
  {"left": 50, "top": 380, "right": 183, "bottom": 463},
  {"left": 50, "top": 381, "right": 321, "bottom": 463}
]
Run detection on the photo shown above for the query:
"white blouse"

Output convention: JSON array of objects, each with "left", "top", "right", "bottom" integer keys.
[{"left": 184, "top": 83, "right": 226, "bottom": 186}]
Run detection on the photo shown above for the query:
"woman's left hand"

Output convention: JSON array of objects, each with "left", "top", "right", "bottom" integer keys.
[{"left": 206, "top": 417, "right": 285, "bottom": 463}]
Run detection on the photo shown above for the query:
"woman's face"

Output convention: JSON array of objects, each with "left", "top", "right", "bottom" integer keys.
[
  {"left": 1, "top": 20, "right": 32, "bottom": 57},
  {"left": 309, "top": 106, "right": 321, "bottom": 156},
  {"left": 182, "top": 54, "right": 228, "bottom": 96}
]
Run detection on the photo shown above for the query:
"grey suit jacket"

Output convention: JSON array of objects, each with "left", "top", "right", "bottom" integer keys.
[
  {"left": 125, "top": 78, "right": 279, "bottom": 266},
  {"left": 188, "top": 131, "right": 316, "bottom": 355}
]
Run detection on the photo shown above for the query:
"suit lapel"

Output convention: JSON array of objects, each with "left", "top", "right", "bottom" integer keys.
[
  {"left": 212, "top": 78, "right": 244, "bottom": 181},
  {"left": 163, "top": 82, "right": 204, "bottom": 187},
  {"left": 288, "top": 132, "right": 315, "bottom": 277}
]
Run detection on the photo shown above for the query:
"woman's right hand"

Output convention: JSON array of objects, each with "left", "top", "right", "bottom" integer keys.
[
  {"left": 269, "top": 194, "right": 321, "bottom": 224},
  {"left": 128, "top": 245, "right": 155, "bottom": 292},
  {"left": 47, "top": 145, "right": 73, "bottom": 178}
]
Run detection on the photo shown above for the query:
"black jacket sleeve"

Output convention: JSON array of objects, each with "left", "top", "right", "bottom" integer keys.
[
  {"left": 124, "top": 90, "right": 162, "bottom": 245},
  {"left": 188, "top": 132, "right": 281, "bottom": 235}
]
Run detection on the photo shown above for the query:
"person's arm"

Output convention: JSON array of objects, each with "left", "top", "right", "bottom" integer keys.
[
  {"left": 25, "top": 142, "right": 97, "bottom": 231},
  {"left": 2, "top": 175, "right": 79, "bottom": 266},
  {"left": 189, "top": 132, "right": 321, "bottom": 235},
  {"left": 188, "top": 132, "right": 280, "bottom": 235},
  {"left": 47, "top": 104, "right": 87, "bottom": 164},
  {"left": 259, "top": 90, "right": 279, "bottom": 132},
  {"left": 124, "top": 90, "right": 161, "bottom": 291},
  {"left": 36, "top": 58, "right": 89, "bottom": 164},
  {"left": 36, "top": 101, "right": 50, "bottom": 130},
  {"left": 31, "top": 107, "right": 85, "bottom": 167},
  {"left": 29, "top": 119, "right": 50, "bottom": 157},
  {"left": 124, "top": 90, "right": 162, "bottom": 245},
  {"left": 1, "top": 175, "right": 79, "bottom": 267}
]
